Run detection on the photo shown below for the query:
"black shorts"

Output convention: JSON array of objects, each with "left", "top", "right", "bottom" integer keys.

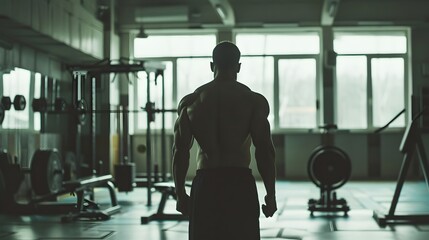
[{"left": 189, "top": 167, "right": 260, "bottom": 240}]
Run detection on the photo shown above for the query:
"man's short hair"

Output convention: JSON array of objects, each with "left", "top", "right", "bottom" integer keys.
[{"left": 212, "top": 41, "right": 241, "bottom": 69}]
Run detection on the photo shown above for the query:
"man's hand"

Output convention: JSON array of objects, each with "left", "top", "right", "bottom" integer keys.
[
  {"left": 262, "top": 194, "right": 277, "bottom": 218},
  {"left": 176, "top": 193, "right": 191, "bottom": 216}
]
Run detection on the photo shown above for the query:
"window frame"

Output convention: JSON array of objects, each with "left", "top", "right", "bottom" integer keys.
[
  {"left": 275, "top": 55, "right": 321, "bottom": 130},
  {"left": 333, "top": 27, "right": 411, "bottom": 132}
]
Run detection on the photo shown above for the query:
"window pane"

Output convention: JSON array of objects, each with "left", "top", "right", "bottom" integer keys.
[
  {"left": 278, "top": 59, "right": 317, "bottom": 128},
  {"left": 236, "top": 33, "right": 320, "bottom": 55},
  {"left": 372, "top": 58, "right": 405, "bottom": 127},
  {"left": 176, "top": 58, "right": 213, "bottom": 101},
  {"left": 336, "top": 56, "right": 367, "bottom": 129},
  {"left": 334, "top": 32, "right": 407, "bottom": 54},
  {"left": 2, "top": 68, "right": 31, "bottom": 129},
  {"left": 136, "top": 61, "right": 174, "bottom": 130},
  {"left": 238, "top": 57, "right": 274, "bottom": 125},
  {"left": 134, "top": 35, "right": 216, "bottom": 58}
]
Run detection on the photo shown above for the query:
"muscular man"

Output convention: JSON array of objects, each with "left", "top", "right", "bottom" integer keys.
[{"left": 173, "top": 41, "right": 277, "bottom": 240}]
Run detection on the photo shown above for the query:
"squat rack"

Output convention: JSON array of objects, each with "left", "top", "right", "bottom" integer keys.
[{"left": 69, "top": 60, "right": 172, "bottom": 206}]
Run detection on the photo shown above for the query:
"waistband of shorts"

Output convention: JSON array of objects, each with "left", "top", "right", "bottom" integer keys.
[{"left": 196, "top": 167, "right": 252, "bottom": 175}]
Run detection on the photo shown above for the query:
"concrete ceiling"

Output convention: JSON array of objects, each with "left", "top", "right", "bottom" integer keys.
[{"left": 117, "top": 0, "right": 429, "bottom": 31}]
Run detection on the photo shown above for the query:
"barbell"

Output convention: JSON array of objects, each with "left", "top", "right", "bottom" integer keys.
[
  {"left": 0, "top": 95, "right": 27, "bottom": 125},
  {"left": 32, "top": 97, "right": 177, "bottom": 125}
]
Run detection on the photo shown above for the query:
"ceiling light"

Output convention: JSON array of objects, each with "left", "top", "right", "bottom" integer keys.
[{"left": 136, "top": 26, "right": 148, "bottom": 39}]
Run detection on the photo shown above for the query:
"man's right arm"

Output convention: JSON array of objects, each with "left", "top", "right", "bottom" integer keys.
[
  {"left": 172, "top": 94, "right": 196, "bottom": 215},
  {"left": 250, "top": 94, "right": 277, "bottom": 217}
]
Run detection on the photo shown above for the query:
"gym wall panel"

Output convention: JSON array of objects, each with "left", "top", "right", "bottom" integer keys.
[
  {"left": 20, "top": 46, "right": 36, "bottom": 71},
  {"left": 0, "top": 47, "right": 13, "bottom": 72},
  {"left": 12, "top": 44, "right": 20, "bottom": 68},
  {"left": 38, "top": 0, "right": 51, "bottom": 36},
  {"left": 51, "top": 1, "right": 66, "bottom": 44},
  {"left": 335, "top": 133, "right": 368, "bottom": 179},
  {"left": 80, "top": 22, "right": 93, "bottom": 55},
  {"left": 70, "top": 16, "right": 81, "bottom": 50},
  {"left": 285, "top": 133, "right": 320, "bottom": 179},
  {"left": 92, "top": 28, "right": 104, "bottom": 59},
  {"left": 35, "top": 51, "right": 49, "bottom": 74},
  {"left": 49, "top": 59, "right": 62, "bottom": 80},
  {"left": 31, "top": 0, "right": 41, "bottom": 31},
  {"left": 380, "top": 133, "right": 405, "bottom": 179}
]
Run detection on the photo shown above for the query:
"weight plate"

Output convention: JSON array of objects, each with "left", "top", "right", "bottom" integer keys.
[
  {"left": 0, "top": 105, "right": 4, "bottom": 125},
  {"left": 13, "top": 95, "right": 26, "bottom": 111},
  {"left": 1, "top": 96, "right": 12, "bottom": 110},
  {"left": 32, "top": 98, "right": 48, "bottom": 112},
  {"left": 308, "top": 145, "right": 351, "bottom": 190},
  {"left": 31, "top": 149, "right": 63, "bottom": 195}
]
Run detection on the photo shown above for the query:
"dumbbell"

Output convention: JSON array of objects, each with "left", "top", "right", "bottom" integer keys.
[
  {"left": 0, "top": 95, "right": 27, "bottom": 125},
  {"left": 1, "top": 95, "right": 26, "bottom": 111}
]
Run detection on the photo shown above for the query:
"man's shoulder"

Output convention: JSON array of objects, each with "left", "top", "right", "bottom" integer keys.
[{"left": 178, "top": 93, "right": 199, "bottom": 112}]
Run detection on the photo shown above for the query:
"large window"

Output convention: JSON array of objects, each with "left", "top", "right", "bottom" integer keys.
[
  {"left": 278, "top": 58, "right": 317, "bottom": 128},
  {"left": 334, "top": 30, "right": 408, "bottom": 129},
  {"left": 2, "top": 68, "right": 31, "bottom": 129},
  {"left": 133, "top": 33, "right": 216, "bottom": 131},
  {"left": 235, "top": 31, "right": 321, "bottom": 129}
]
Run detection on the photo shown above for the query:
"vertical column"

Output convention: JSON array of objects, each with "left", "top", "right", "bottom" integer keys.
[
  {"left": 321, "top": 27, "right": 335, "bottom": 125},
  {"left": 119, "top": 32, "right": 134, "bottom": 162}
]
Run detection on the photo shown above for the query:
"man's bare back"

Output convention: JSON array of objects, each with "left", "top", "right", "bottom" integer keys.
[
  {"left": 179, "top": 79, "right": 268, "bottom": 169},
  {"left": 172, "top": 41, "right": 277, "bottom": 240}
]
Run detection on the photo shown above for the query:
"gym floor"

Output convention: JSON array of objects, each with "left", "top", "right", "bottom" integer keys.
[{"left": 1, "top": 181, "right": 429, "bottom": 240}]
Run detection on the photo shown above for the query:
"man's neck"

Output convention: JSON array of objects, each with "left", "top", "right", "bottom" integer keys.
[{"left": 214, "top": 71, "right": 237, "bottom": 82}]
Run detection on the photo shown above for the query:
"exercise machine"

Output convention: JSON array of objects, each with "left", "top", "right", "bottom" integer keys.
[
  {"left": 307, "top": 124, "right": 351, "bottom": 215},
  {"left": 373, "top": 108, "right": 429, "bottom": 225}
]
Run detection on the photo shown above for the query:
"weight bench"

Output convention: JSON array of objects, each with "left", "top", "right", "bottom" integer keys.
[
  {"left": 60, "top": 174, "right": 121, "bottom": 222},
  {"left": 141, "top": 182, "right": 190, "bottom": 224}
]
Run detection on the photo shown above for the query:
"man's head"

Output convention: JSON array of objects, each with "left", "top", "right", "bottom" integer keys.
[{"left": 211, "top": 41, "right": 241, "bottom": 73}]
